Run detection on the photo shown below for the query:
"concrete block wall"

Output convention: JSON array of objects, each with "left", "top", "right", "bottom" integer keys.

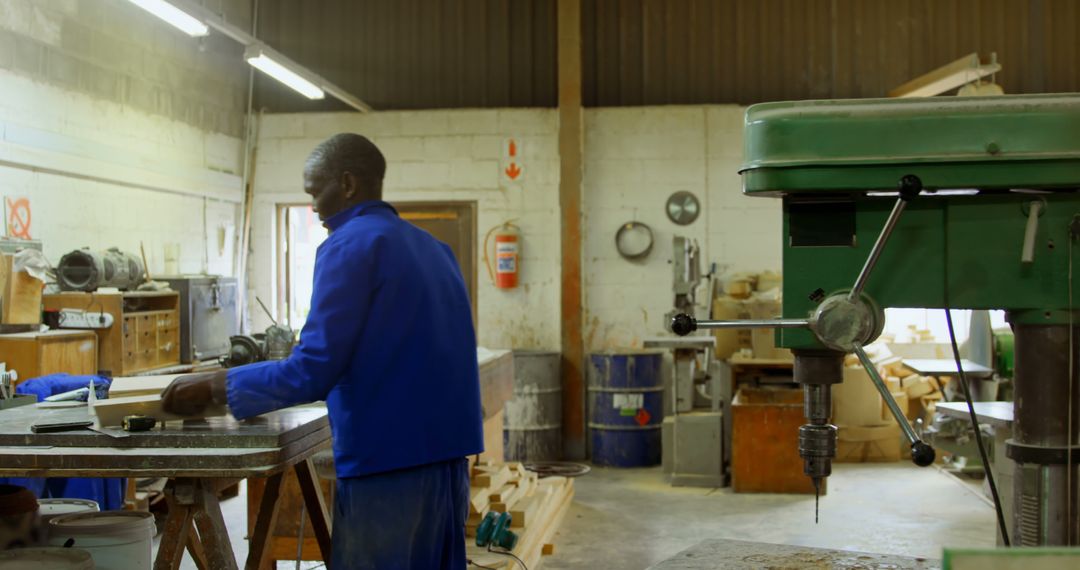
[
  {"left": 0, "top": 0, "right": 251, "bottom": 136},
  {"left": 0, "top": 0, "right": 247, "bottom": 275},
  {"left": 253, "top": 106, "right": 782, "bottom": 351},
  {"left": 251, "top": 110, "right": 562, "bottom": 349},
  {"left": 582, "top": 106, "right": 782, "bottom": 350}
]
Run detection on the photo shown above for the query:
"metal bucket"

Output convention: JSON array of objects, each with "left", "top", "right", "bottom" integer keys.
[
  {"left": 504, "top": 350, "right": 562, "bottom": 461},
  {"left": 587, "top": 351, "right": 665, "bottom": 467}
]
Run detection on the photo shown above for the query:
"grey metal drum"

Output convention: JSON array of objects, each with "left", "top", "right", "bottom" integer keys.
[{"left": 504, "top": 351, "right": 563, "bottom": 461}]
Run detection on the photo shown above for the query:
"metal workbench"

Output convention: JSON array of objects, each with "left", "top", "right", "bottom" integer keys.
[{"left": 0, "top": 402, "right": 332, "bottom": 570}]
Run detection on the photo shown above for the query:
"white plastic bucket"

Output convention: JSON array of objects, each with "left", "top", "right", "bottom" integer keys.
[
  {"left": 0, "top": 547, "right": 94, "bottom": 569},
  {"left": 48, "top": 511, "right": 154, "bottom": 570},
  {"left": 37, "top": 499, "right": 100, "bottom": 542}
]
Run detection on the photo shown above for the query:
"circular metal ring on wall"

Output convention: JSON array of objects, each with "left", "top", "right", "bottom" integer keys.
[{"left": 615, "top": 221, "right": 654, "bottom": 260}]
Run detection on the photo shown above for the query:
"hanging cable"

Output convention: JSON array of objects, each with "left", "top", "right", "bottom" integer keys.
[
  {"left": 944, "top": 308, "right": 1010, "bottom": 546},
  {"left": 486, "top": 545, "right": 529, "bottom": 570},
  {"left": 1068, "top": 215, "right": 1078, "bottom": 543}
]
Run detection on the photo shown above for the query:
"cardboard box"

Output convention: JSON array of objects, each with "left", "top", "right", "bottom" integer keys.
[
  {"left": 0, "top": 253, "right": 42, "bottom": 325},
  {"left": 836, "top": 424, "right": 902, "bottom": 463}
]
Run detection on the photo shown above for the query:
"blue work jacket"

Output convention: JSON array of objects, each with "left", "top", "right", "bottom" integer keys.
[{"left": 227, "top": 201, "right": 484, "bottom": 478}]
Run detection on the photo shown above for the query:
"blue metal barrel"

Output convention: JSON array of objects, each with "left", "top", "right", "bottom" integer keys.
[{"left": 587, "top": 351, "right": 664, "bottom": 467}]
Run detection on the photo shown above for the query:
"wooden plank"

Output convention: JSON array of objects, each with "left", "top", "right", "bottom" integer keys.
[
  {"left": 109, "top": 374, "right": 182, "bottom": 398},
  {"left": 92, "top": 394, "right": 227, "bottom": 427},
  {"left": 489, "top": 484, "right": 515, "bottom": 503},
  {"left": 470, "top": 486, "right": 491, "bottom": 514},
  {"left": 509, "top": 488, "right": 547, "bottom": 528},
  {"left": 472, "top": 464, "right": 511, "bottom": 488}
]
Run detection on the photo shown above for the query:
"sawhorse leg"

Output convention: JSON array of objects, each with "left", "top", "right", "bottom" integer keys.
[
  {"left": 245, "top": 458, "right": 333, "bottom": 569},
  {"left": 154, "top": 478, "right": 238, "bottom": 570}
]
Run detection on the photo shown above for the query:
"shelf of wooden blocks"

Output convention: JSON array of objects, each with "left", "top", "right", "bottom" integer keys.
[{"left": 466, "top": 462, "right": 575, "bottom": 570}]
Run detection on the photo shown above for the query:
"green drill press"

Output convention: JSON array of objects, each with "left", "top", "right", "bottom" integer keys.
[{"left": 672, "top": 93, "right": 1080, "bottom": 546}]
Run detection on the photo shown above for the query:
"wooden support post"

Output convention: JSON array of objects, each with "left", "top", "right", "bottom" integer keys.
[
  {"left": 245, "top": 472, "right": 285, "bottom": 570},
  {"left": 557, "top": 0, "right": 586, "bottom": 459},
  {"left": 294, "top": 458, "right": 333, "bottom": 564}
]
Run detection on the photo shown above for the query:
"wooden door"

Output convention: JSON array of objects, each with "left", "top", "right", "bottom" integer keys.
[{"left": 393, "top": 202, "right": 478, "bottom": 330}]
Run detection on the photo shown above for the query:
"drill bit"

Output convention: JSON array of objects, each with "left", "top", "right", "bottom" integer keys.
[{"left": 813, "top": 477, "right": 820, "bottom": 524}]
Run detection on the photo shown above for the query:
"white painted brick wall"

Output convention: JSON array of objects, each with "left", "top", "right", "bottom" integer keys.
[
  {"left": 0, "top": 69, "right": 242, "bottom": 275},
  {"left": 250, "top": 109, "right": 561, "bottom": 350},
  {"left": 252, "top": 105, "right": 781, "bottom": 352}
]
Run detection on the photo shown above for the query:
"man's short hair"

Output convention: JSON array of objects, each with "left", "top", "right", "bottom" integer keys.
[{"left": 308, "top": 133, "right": 387, "bottom": 198}]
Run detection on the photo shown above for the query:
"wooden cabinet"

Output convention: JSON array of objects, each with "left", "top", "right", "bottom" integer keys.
[
  {"left": 43, "top": 291, "right": 180, "bottom": 376},
  {"left": 0, "top": 330, "right": 97, "bottom": 382}
]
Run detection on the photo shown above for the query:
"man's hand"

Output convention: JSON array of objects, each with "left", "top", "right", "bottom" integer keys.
[{"left": 161, "top": 370, "right": 228, "bottom": 416}]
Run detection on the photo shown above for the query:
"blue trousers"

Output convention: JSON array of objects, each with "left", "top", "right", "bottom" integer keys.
[{"left": 331, "top": 458, "right": 469, "bottom": 570}]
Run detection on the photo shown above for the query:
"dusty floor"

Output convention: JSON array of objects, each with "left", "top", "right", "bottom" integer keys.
[{"left": 159, "top": 462, "right": 995, "bottom": 569}]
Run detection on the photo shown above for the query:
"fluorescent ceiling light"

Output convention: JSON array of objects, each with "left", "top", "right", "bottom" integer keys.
[
  {"left": 245, "top": 46, "right": 325, "bottom": 100},
  {"left": 126, "top": 0, "right": 209, "bottom": 37}
]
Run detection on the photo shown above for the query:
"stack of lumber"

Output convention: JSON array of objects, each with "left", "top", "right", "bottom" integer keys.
[
  {"left": 465, "top": 462, "right": 575, "bottom": 570},
  {"left": 836, "top": 343, "right": 948, "bottom": 463},
  {"left": 711, "top": 271, "right": 791, "bottom": 361}
]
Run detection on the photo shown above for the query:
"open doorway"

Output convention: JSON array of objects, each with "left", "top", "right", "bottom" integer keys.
[{"left": 275, "top": 201, "right": 477, "bottom": 331}]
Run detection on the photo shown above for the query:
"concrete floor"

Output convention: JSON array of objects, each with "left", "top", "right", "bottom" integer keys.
[{"left": 158, "top": 462, "right": 995, "bottom": 569}]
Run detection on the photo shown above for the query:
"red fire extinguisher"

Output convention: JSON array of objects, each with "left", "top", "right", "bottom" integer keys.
[{"left": 484, "top": 222, "right": 521, "bottom": 289}]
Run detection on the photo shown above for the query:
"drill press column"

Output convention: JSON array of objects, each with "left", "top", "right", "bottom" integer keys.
[
  {"left": 1009, "top": 322, "right": 1080, "bottom": 546},
  {"left": 794, "top": 351, "right": 843, "bottom": 492}
]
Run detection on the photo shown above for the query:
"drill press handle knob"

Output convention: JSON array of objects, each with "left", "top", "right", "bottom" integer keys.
[
  {"left": 670, "top": 314, "right": 697, "bottom": 336},
  {"left": 911, "top": 441, "right": 936, "bottom": 467}
]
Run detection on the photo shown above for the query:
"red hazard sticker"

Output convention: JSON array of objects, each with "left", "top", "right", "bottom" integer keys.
[{"left": 635, "top": 408, "right": 651, "bottom": 426}]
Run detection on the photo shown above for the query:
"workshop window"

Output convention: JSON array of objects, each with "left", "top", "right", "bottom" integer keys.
[{"left": 277, "top": 204, "right": 328, "bottom": 330}]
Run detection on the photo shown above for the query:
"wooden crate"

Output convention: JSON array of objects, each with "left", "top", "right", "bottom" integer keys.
[
  {"left": 43, "top": 291, "right": 180, "bottom": 376},
  {"left": 731, "top": 387, "right": 820, "bottom": 494},
  {"left": 0, "top": 330, "right": 97, "bottom": 382}
]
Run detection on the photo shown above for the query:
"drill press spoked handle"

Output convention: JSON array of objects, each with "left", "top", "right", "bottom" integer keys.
[
  {"left": 670, "top": 313, "right": 809, "bottom": 335},
  {"left": 851, "top": 345, "right": 936, "bottom": 466}
]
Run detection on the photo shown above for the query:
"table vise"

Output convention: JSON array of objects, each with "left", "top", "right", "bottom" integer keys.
[{"left": 673, "top": 94, "right": 1080, "bottom": 545}]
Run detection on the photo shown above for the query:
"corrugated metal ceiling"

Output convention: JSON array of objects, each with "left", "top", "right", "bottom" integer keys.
[{"left": 253, "top": 0, "right": 1080, "bottom": 112}]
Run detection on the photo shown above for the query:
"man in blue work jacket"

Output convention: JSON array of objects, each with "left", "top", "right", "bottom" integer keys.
[{"left": 162, "top": 133, "right": 484, "bottom": 569}]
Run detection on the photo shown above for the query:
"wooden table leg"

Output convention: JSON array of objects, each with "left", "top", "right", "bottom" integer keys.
[
  {"left": 153, "top": 490, "right": 193, "bottom": 570},
  {"left": 295, "top": 458, "right": 333, "bottom": 565},
  {"left": 191, "top": 479, "right": 239, "bottom": 570},
  {"left": 245, "top": 472, "right": 284, "bottom": 570}
]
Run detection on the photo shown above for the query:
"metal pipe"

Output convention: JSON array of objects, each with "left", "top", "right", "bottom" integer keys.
[
  {"left": 692, "top": 318, "right": 811, "bottom": 330},
  {"left": 849, "top": 198, "right": 907, "bottom": 301},
  {"left": 852, "top": 344, "right": 919, "bottom": 445}
]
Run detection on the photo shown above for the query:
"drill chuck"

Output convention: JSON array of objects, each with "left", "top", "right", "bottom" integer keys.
[{"left": 799, "top": 423, "right": 837, "bottom": 479}]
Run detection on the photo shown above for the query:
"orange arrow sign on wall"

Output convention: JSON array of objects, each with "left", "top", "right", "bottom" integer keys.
[{"left": 505, "top": 163, "right": 522, "bottom": 180}]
